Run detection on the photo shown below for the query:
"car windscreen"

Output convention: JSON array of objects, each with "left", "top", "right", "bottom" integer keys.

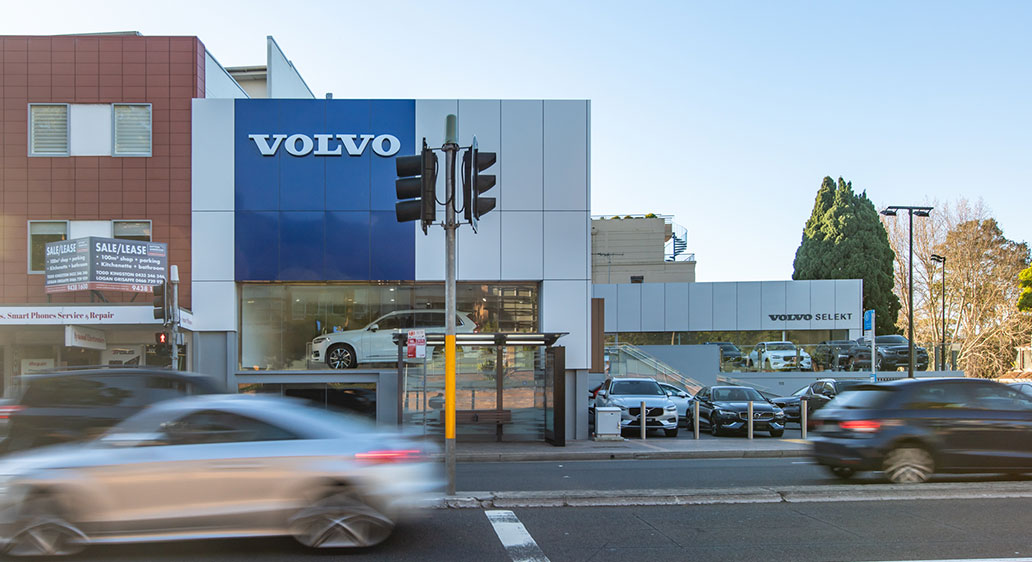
[
  {"left": 712, "top": 387, "right": 764, "bottom": 402},
  {"left": 792, "top": 386, "right": 808, "bottom": 396},
  {"left": 875, "top": 335, "right": 908, "bottom": 345},
  {"left": 767, "top": 343, "right": 795, "bottom": 351},
  {"left": 610, "top": 381, "right": 665, "bottom": 396},
  {"left": 828, "top": 388, "right": 895, "bottom": 409}
]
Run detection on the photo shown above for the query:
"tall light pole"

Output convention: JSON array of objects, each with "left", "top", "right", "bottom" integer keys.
[
  {"left": 880, "top": 205, "right": 933, "bottom": 378},
  {"left": 930, "top": 253, "right": 946, "bottom": 371}
]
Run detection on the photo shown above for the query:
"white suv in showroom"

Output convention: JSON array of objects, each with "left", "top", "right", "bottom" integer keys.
[
  {"left": 311, "top": 310, "right": 478, "bottom": 369},
  {"left": 747, "top": 341, "right": 812, "bottom": 371}
]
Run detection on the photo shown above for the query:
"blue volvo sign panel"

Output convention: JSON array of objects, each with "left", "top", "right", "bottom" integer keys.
[{"left": 234, "top": 99, "right": 416, "bottom": 281}]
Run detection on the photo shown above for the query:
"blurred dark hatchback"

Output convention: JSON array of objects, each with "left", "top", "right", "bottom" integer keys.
[
  {"left": 0, "top": 368, "right": 219, "bottom": 454},
  {"left": 811, "top": 378, "right": 1032, "bottom": 483}
]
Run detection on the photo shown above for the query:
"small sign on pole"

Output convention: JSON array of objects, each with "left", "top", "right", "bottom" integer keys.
[
  {"left": 864, "top": 310, "right": 876, "bottom": 382},
  {"left": 407, "top": 329, "right": 426, "bottom": 359}
]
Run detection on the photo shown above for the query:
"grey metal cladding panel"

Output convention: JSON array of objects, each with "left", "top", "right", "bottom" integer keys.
[
  {"left": 809, "top": 280, "right": 837, "bottom": 330},
  {"left": 500, "top": 101, "right": 544, "bottom": 211},
  {"left": 736, "top": 282, "right": 762, "bottom": 331},
  {"left": 688, "top": 283, "right": 713, "bottom": 331},
  {"left": 617, "top": 283, "right": 642, "bottom": 332},
  {"left": 665, "top": 283, "right": 690, "bottom": 331},
  {"left": 641, "top": 283, "right": 665, "bottom": 331},
  {"left": 712, "top": 283, "right": 738, "bottom": 331},
  {"left": 500, "top": 211, "right": 544, "bottom": 280},
  {"left": 836, "top": 279, "right": 863, "bottom": 329},
  {"left": 543, "top": 101, "right": 588, "bottom": 211},
  {"left": 593, "top": 284, "right": 618, "bottom": 332},
  {"left": 458, "top": 100, "right": 502, "bottom": 209},
  {"left": 543, "top": 211, "right": 589, "bottom": 280},
  {"left": 760, "top": 281, "right": 787, "bottom": 331},
  {"left": 785, "top": 281, "right": 812, "bottom": 331}
]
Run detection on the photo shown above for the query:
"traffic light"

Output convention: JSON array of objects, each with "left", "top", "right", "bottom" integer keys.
[
  {"left": 152, "top": 279, "right": 168, "bottom": 323},
  {"left": 462, "top": 138, "right": 496, "bottom": 232},
  {"left": 395, "top": 139, "right": 438, "bottom": 233},
  {"left": 155, "top": 332, "right": 168, "bottom": 344}
]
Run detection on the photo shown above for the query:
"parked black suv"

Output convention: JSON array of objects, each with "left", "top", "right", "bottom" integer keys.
[
  {"left": 811, "top": 378, "right": 1032, "bottom": 483},
  {"left": 857, "top": 335, "right": 930, "bottom": 371},
  {"left": 813, "top": 340, "right": 862, "bottom": 371},
  {"left": 0, "top": 368, "right": 220, "bottom": 454},
  {"left": 704, "top": 342, "right": 744, "bottom": 366},
  {"left": 771, "top": 379, "right": 865, "bottom": 424}
]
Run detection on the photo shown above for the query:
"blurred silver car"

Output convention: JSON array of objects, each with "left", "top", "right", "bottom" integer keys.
[{"left": 0, "top": 394, "right": 442, "bottom": 556}]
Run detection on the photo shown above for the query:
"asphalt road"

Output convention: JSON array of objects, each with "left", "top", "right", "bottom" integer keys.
[
  {"left": 456, "top": 456, "right": 1032, "bottom": 492},
  {"left": 37, "top": 498, "right": 1032, "bottom": 561}
]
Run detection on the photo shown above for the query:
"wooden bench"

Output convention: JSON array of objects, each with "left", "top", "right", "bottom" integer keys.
[{"left": 441, "top": 409, "right": 513, "bottom": 425}]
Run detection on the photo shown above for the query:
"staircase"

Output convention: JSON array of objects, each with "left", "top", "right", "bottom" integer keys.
[{"left": 605, "top": 343, "right": 704, "bottom": 392}]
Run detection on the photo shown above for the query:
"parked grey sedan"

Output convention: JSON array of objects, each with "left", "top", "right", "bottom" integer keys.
[{"left": 0, "top": 394, "right": 442, "bottom": 556}]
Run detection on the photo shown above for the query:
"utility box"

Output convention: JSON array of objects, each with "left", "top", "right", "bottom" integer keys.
[{"left": 593, "top": 406, "right": 623, "bottom": 441}]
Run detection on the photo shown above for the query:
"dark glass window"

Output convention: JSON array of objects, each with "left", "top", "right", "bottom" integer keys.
[{"left": 165, "top": 410, "right": 298, "bottom": 444}]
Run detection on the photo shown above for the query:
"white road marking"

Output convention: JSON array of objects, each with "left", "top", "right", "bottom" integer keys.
[
  {"left": 485, "top": 510, "right": 550, "bottom": 562},
  {"left": 864, "top": 558, "right": 1032, "bottom": 562}
]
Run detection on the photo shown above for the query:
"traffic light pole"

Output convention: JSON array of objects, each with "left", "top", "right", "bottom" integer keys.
[
  {"left": 169, "top": 264, "right": 180, "bottom": 371},
  {"left": 443, "top": 117, "right": 460, "bottom": 495}
]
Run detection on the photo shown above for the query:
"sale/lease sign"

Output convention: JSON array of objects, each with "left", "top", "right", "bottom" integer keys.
[{"left": 407, "top": 329, "right": 426, "bottom": 359}]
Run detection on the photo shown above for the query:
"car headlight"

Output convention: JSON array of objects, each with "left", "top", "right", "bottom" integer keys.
[
  {"left": 664, "top": 404, "right": 677, "bottom": 411},
  {"left": 774, "top": 410, "right": 785, "bottom": 418},
  {"left": 313, "top": 336, "right": 328, "bottom": 344},
  {"left": 716, "top": 409, "right": 735, "bottom": 417}
]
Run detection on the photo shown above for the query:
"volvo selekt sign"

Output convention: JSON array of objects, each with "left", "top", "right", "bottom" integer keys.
[
  {"left": 248, "top": 133, "right": 401, "bottom": 157},
  {"left": 768, "top": 313, "right": 853, "bottom": 321}
]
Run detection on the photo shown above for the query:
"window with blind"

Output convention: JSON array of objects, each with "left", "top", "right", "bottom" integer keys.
[
  {"left": 113, "top": 220, "right": 152, "bottom": 241},
  {"left": 28, "top": 221, "right": 69, "bottom": 273},
  {"left": 28, "top": 104, "right": 70, "bottom": 156},
  {"left": 112, "top": 104, "right": 152, "bottom": 157}
]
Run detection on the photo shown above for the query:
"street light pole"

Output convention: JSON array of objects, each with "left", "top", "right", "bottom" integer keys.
[
  {"left": 880, "top": 205, "right": 933, "bottom": 378},
  {"left": 931, "top": 254, "right": 946, "bottom": 371}
]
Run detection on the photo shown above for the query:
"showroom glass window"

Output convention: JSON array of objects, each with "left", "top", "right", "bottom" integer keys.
[
  {"left": 239, "top": 283, "right": 539, "bottom": 371},
  {"left": 27, "top": 221, "right": 69, "bottom": 273}
]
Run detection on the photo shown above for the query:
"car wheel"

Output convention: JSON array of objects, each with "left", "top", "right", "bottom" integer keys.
[
  {"left": 883, "top": 446, "right": 934, "bottom": 484},
  {"left": 664, "top": 427, "right": 679, "bottom": 437},
  {"left": 4, "top": 493, "right": 86, "bottom": 557},
  {"left": 710, "top": 414, "right": 721, "bottom": 437},
  {"left": 290, "top": 487, "right": 394, "bottom": 548},
  {"left": 326, "top": 344, "right": 357, "bottom": 369},
  {"left": 828, "top": 466, "right": 856, "bottom": 479},
  {"left": 769, "top": 428, "right": 784, "bottom": 438}
]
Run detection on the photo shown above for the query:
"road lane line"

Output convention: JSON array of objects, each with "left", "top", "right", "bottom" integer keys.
[
  {"left": 864, "top": 558, "right": 1032, "bottom": 562},
  {"left": 485, "top": 510, "right": 550, "bottom": 562}
]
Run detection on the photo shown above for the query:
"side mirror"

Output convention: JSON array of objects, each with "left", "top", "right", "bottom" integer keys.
[
  {"left": 368, "top": 323, "right": 379, "bottom": 332},
  {"left": 665, "top": 391, "right": 673, "bottom": 397},
  {"left": 597, "top": 390, "right": 607, "bottom": 398},
  {"left": 678, "top": 392, "right": 689, "bottom": 398}
]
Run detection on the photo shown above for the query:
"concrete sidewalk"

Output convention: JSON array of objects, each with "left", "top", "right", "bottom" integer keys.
[{"left": 447, "top": 435, "right": 811, "bottom": 463}]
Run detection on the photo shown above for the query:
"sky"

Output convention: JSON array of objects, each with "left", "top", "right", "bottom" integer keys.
[{"left": 3, "top": 1, "right": 1029, "bottom": 282}]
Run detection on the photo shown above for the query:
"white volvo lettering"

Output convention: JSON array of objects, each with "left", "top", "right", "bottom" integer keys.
[
  {"left": 248, "top": 134, "right": 287, "bottom": 156},
  {"left": 372, "top": 134, "right": 401, "bottom": 156},
  {"left": 249, "top": 133, "right": 402, "bottom": 157},
  {"left": 284, "top": 134, "right": 315, "bottom": 156},
  {"left": 338, "top": 134, "right": 375, "bottom": 156},
  {"left": 313, "top": 134, "right": 342, "bottom": 156}
]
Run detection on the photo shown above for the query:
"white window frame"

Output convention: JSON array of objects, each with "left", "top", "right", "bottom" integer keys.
[
  {"left": 111, "top": 103, "right": 152, "bottom": 157},
  {"left": 28, "top": 103, "right": 70, "bottom": 157},
  {"left": 27, "top": 220, "right": 70, "bottom": 274},
  {"left": 113, "top": 219, "right": 153, "bottom": 241}
]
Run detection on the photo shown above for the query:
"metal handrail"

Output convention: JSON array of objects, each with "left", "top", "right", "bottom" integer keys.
[{"left": 605, "top": 342, "right": 704, "bottom": 392}]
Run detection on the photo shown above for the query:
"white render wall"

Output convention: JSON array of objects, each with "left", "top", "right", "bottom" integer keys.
[
  {"left": 593, "top": 279, "right": 863, "bottom": 333},
  {"left": 266, "top": 37, "right": 315, "bottom": 99},
  {"left": 414, "top": 100, "right": 592, "bottom": 370}
]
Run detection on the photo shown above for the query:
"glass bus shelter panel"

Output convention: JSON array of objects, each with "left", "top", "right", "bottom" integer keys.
[{"left": 238, "top": 382, "right": 377, "bottom": 421}]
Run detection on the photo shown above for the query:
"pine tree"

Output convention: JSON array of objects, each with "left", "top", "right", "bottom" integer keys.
[{"left": 793, "top": 177, "right": 901, "bottom": 334}]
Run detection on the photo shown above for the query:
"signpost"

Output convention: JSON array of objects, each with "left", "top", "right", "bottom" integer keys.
[
  {"left": 407, "top": 329, "right": 427, "bottom": 359},
  {"left": 864, "top": 310, "right": 876, "bottom": 382}
]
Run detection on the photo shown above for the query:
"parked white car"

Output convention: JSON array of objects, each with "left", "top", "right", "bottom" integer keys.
[
  {"left": 311, "top": 310, "right": 477, "bottom": 369},
  {"left": 658, "top": 382, "right": 692, "bottom": 426},
  {"left": 747, "top": 341, "right": 812, "bottom": 371}
]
